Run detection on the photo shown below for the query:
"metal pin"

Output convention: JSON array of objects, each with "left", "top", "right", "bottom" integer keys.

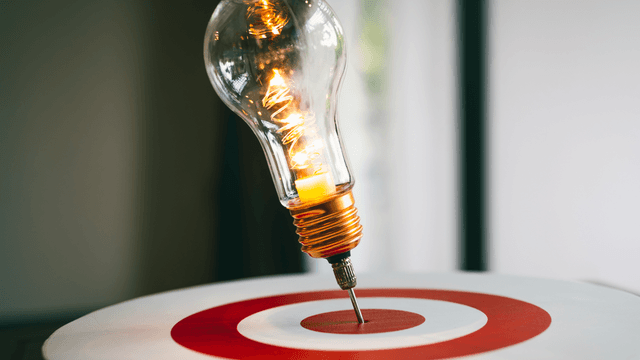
[{"left": 348, "top": 288, "right": 365, "bottom": 324}]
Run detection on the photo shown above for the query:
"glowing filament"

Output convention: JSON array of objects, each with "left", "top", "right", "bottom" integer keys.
[
  {"left": 247, "top": 0, "right": 289, "bottom": 39},
  {"left": 262, "top": 70, "right": 293, "bottom": 120},
  {"left": 262, "top": 69, "right": 320, "bottom": 169},
  {"left": 262, "top": 69, "right": 336, "bottom": 202}
]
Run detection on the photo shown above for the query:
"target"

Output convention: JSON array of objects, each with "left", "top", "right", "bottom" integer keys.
[
  {"left": 171, "top": 289, "right": 551, "bottom": 359},
  {"left": 43, "top": 273, "right": 640, "bottom": 360}
]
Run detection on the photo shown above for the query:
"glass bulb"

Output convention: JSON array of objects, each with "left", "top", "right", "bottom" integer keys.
[{"left": 204, "top": 0, "right": 362, "bottom": 263}]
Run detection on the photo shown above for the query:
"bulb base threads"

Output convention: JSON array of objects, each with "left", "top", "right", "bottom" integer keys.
[{"left": 288, "top": 189, "right": 363, "bottom": 259}]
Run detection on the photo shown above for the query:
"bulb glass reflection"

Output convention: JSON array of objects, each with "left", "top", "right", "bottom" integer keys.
[{"left": 204, "top": 0, "right": 351, "bottom": 208}]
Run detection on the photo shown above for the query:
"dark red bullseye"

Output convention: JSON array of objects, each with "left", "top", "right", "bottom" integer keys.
[{"left": 301, "top": 309, "right": 425, "bottom": 334}]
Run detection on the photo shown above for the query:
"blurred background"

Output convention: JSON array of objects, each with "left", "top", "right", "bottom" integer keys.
[{"left": 1, "top": 0, "right": 639, "bottom": 357}]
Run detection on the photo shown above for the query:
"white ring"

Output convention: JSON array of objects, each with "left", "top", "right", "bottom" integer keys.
[{"left": 237, "top": 297, "right": 487, "bottom": 350}]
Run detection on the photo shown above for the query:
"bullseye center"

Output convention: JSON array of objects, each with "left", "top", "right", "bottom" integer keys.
[{"left": 301, "top": 309, "right": 425, "bottom": 334}]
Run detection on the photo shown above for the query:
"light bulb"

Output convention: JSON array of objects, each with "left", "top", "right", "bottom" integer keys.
[{"left": 204, "top": 0, "right": 364, "bottom": 321}]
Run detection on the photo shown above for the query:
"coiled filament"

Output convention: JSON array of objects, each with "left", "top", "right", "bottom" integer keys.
[
  {"left": 262, "top": 69, "right": 319, "bottom": 169},
  {"left": 247, "top": 0, "right": 289, "bottom": 39}
]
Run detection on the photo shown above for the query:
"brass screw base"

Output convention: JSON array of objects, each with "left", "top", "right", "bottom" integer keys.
[{"left": 287, "top": 189, "right": 363, "bottom": 259}]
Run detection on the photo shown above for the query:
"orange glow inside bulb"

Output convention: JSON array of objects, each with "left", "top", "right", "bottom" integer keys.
[
  {"left": 262, "top": 69, "right": 336, "bottom": 203},
  {"left": 295, "top": 172, "right": 336, "bottom": 203}
]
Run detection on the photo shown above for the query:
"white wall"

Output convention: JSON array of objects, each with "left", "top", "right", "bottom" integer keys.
[
  {"left": 387, "top": 0, "right": 458, "bottom": 272},
  {"left": 307, "top": 0, "right": 458, "bottom": 274},
  {"left": 489, "top": 0, "right": 640, "bottom": 293}
]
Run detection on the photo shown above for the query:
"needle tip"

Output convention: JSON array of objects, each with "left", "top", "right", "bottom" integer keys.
[{"left": 348, "top": 288, "right": 365, "bottom": 323}]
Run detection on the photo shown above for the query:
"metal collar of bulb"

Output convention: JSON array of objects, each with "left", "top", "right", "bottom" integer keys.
[{"left": 288, "top": 188, "right": 362, "bottom": 260}]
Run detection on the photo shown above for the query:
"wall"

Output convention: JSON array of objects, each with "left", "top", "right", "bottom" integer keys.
[
  {"left": 0, "top": 1, "right": 223, "bottom": 322},
  {"left": 313, "top": 0, "right": 459, "bottom": 274},
  {"left": 489, "top": 0, "right": 640, "bottom": 293}
]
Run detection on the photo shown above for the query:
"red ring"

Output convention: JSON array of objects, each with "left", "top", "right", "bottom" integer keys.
[{"left": 171, "top": 289, "right": 551, "bottom": 359}]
